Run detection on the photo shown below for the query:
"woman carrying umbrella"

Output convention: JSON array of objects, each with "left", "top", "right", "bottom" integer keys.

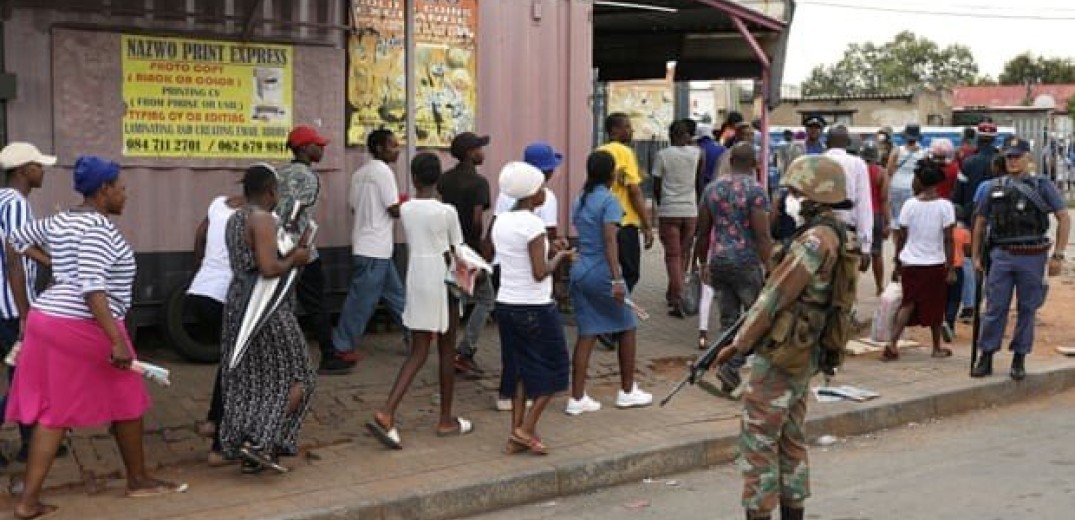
[{"left": 218, "top": 164, "right": 315, "bottom": 473}]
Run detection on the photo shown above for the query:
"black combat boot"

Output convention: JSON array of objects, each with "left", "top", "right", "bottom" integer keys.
[
  {"left": 780, "top": 505, "right": 805, "bottom": 520},
  {"left": 970, "top": 352, "right": 993, "bottom": 378},
  {"left": 1010, "top": 353, "right": 1026, "bottom": 381}
]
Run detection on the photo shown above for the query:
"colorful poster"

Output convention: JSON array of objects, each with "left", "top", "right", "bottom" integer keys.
[
  {"left": 121, "top": 34, "right": 293, "bottom": 158},
  {"left": 346, "top": 0, "right": 478, "bottom": 148}
]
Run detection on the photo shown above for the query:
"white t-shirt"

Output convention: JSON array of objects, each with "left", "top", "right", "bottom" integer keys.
[
  {"left": 350, "top": 159, "right": 399, "bottom": 259},
  {"left": 652, "top": 145, "right": 700, "bottom": 218},
  {"left": 898, "top": 198, "right": 955, "bottom": 266},
  {"left": 492, "top": 210, "right": 552, "bottom": 305},
  {"left": 188, "top": 196, "right": 237, "bottom": 303},
  {"left": 493, "top": 188, "right": 557, "bottom": 266}
]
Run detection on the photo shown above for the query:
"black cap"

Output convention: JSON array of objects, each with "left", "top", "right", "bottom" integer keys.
[
  {"left": 803, "top": 114, "right": 827, "bottom": 128},
  {"left": 903, "top": 124, "right": 922, "bottom": 139},
  {"left": 1004, "top": 138, "right": 1031, "bottom": 156},
  {"left": 450, "top": 132, "right": 490, "bottom": 161},
  {"left": 725, "top": 111, "right": 744, "bottom": 125}
]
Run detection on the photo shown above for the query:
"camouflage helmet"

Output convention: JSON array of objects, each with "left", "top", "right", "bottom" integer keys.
[{"left": 780, "top": 155, "right": 848, "bottom": 205}]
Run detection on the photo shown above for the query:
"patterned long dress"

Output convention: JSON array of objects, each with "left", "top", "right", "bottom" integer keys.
[{"left": 218, "top": 207, "right": 315, "bottom": 455}]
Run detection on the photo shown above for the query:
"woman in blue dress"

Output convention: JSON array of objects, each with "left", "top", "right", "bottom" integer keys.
[{"left": 566, "top": 151, "right": 652, "bottom": 416}]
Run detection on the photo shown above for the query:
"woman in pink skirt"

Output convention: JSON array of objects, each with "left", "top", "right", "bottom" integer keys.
[{"left": 6, "top": 156, "right": 186, "bottom": 519}]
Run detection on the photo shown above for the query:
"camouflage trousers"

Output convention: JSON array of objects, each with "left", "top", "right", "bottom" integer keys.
[{"left": 737, "top": 355, "right": 812, "bottom": 517}]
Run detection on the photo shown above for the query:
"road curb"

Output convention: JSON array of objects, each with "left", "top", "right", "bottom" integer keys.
[{"left": 288, "top": 365, "right": 1075, "bottom": 520}]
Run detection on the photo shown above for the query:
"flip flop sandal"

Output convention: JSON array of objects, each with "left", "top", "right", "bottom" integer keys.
[
  {"left": 931, "top": 348, "right": 954, "bottom": 358},
  {"left": 436, "top": 417, "right": 474, "bottom": 437},
  {"left": 504, "top": 439, "right": 528, "bottom": 455},
  {"left": 509, "top": 432, "right": 548, "bottom": 455},
  {"left": 238, "top": 445, "right": 288, "bottom": 474},
  {"left": 125, "top": 481, "right": 189, "bottom": 498},
  {"left": 14, "top": 504, "right": 59, "bottom": 520},
  {"left": 366, "top": 418, "right": 403, "bottom": 449}
]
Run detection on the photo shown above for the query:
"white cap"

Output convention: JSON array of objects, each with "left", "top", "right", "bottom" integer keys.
[
  {"left": 498, "top": 161, "right": 545, "bottom": 200},
  {"left": 0, "top": 143, "right": 57, "bottom": 170}
]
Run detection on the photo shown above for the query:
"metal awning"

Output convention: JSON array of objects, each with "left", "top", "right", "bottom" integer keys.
[{"left": 594, "top": 0, "right": 792, "bottom": 88}]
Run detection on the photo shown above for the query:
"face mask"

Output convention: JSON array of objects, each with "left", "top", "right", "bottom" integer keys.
[{"left": 785, "top": 194, "right": 806, "bottom": 227}]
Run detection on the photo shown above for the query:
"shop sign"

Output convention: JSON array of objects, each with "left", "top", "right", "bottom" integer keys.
[
  {"left": 121, "top": 34, "right": 293, "bottom": 158},
  {"left": 346, "top": 0, "right": 478, "bottom": 148}
]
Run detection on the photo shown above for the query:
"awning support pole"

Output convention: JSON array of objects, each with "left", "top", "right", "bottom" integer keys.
[
  {"left": 404, "top": 0, "right": 416, "bottom": 193},
  {"left": 730, "top": 15, "right": 771, "bottom": 191}
]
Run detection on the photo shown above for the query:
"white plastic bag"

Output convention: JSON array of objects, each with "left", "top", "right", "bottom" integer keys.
[{"left": 870, "top": 282, "right": 902, "bottom": 343}]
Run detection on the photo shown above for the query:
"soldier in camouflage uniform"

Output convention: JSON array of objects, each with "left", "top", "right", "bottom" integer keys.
[{"left": 715, "top": 155, "right": 849, "bottom": 520}]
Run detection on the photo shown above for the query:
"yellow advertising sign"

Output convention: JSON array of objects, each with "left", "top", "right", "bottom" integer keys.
[
  {"left": 346, "top": 0, "right": 478, "bottom": 148},
  {"left": 121, "top": 34, "right": 293, "bottom": 158}
]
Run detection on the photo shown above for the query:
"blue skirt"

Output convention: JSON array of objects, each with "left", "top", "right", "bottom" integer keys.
[
  {"left": 569, "top": 258, "right": 636, "bottom": 337},
  {"left": 496, "top": 303, "right": 570, "bottom": 398}
]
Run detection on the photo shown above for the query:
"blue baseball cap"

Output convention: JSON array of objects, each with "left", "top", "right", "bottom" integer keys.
[
  {"left": 1004, "top": 138, "right": 1031, "bottom": 156},
  {"left": 523, "top": 142, "right": 563, "bottom": 172}
]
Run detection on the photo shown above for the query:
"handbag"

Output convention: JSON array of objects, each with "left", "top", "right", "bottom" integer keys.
[{"left": 681, "top": 268, "right": 701, "bottom": 316}]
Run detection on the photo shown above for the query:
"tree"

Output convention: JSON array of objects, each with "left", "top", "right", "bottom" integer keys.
[
  {"left": 998, "top": 53, "right": 1075, "bottom": 85},
  {"left": 801, "top": 32, "right": 979, "bottom": 96}
]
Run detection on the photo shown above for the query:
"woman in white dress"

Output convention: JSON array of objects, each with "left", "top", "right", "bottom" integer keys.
[{"left": 367, "top": 152, "right": 474, "bottom": 449}]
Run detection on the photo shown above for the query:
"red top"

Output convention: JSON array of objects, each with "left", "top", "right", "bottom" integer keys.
[
  {"left": 937, "top": 161, "right": 959, "bottom": 199},
  {"left": 868, "top": 163, "right": 884, "bottom": 213}
]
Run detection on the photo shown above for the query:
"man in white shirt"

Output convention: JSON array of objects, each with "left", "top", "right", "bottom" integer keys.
[
  {"left": 323, "top": 129, "right": 406, "bottom": 375},
  {"left": 824, "top": 125, "right": 874, "bottom": 270}
]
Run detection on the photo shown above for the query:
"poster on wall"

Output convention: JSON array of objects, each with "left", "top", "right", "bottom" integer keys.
[
  {"left": 607, "top": 81, "right": 674, "bottom": 141},
  {"left": 121, "top": 34, "right": 293, "bottom": 159},
  {"left": 346, "top": 0, "right": 478, "bottom": 148}
]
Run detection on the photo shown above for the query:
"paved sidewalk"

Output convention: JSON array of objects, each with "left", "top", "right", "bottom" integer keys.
[{"left": 3, "top": 249, "right": 1075, "bottom": 520}]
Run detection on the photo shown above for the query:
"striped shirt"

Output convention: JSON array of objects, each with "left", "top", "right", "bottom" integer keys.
[
  {"left": 0, "top": 189, "right": 37, "bottom": 319},
  {"left": 9, "top": 210, "right": 136, "bottom": 320}
]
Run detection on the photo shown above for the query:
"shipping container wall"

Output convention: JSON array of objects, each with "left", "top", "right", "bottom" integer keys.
[{"left": 343, "top": 0, "right": 595, "bottom": 234}]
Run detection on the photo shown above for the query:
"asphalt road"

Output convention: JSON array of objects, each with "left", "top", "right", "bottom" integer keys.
[{"left": 470, "top": 390, "right": 1075, "bottom": 520}]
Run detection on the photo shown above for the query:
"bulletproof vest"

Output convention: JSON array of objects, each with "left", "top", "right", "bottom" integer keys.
[
  {"left": 760, "top": 215, "right": 850, "bottom": 377},
  {"left": 987, "top": 177, "right": 1049, "bottom": 246}
]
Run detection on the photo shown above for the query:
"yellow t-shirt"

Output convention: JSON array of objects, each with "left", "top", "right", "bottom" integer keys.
[{"left": 597, "top": 141, "right": 643, "bottom": 227}]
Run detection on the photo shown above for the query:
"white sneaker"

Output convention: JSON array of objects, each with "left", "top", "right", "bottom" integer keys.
[
  {"left": 564, "top": 394, "right": 602, "bottom": 416},
  {"left": 615, "top": 384, "right": 653, "bottom": 409}
]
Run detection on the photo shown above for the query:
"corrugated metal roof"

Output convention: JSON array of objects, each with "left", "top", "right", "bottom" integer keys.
[{"left": 781, "top": 91, "right": 916, "bottom": 102}]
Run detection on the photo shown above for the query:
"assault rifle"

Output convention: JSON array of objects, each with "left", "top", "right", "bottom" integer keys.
[{"left": 660, "top": 313, "right": 747, "bottom": 407}]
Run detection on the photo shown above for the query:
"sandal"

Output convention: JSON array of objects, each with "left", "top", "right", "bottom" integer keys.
[
  {"left": 881, "top": 348, "right": 900, "bottom": 362},
  {"left": 932, "top": 348, "right": 954, "bottom": 358},
  {"left": 436, "top": 417, "right": 475, "bottom": 437},
  {"left": 366, "top": 415, "right": 403, "bottom": 450},
  {"left": 238, "top": 444, "right": 288, "bottom": 474},
  {"left": 509, "top": 432, "right": 548, "bottom": 455},
  {"left": 504, "top": 439, "right": 528, "bottom": 455},
  {"left": 14, "top": 503, "right": 59, "bottom": 520},
  {"left": 125, "top": 479, "right": 189, "bottom": 498}
]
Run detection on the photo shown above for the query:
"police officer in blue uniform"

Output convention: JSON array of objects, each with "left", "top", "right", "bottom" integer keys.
[
  {"left": 802, "top": 115, "right": 826, "bottom": 155},
  {"left": 971, "top": 138, "right": 1070, "bottom": 380}
]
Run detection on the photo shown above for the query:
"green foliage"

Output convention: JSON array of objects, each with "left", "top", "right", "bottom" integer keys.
[
  {"left": 998, "top": 53, "right": 1075, "bottom": 85},
  {"left": 801, "top": 31, "right": 979, "bottom": 97}
]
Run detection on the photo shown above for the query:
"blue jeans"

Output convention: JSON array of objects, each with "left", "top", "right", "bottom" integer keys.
[
  {"left": 458, "top": 273, "right": 494, "bottom": 359},
  {"left": 331, "top": 256, "right": 405, "bottom": 353},
  {"left": 978, "top": 250, "right": 1047, "bottom": 355},
  {"left": 708, "top": 261, "right": 763, "bottom": 373}
]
